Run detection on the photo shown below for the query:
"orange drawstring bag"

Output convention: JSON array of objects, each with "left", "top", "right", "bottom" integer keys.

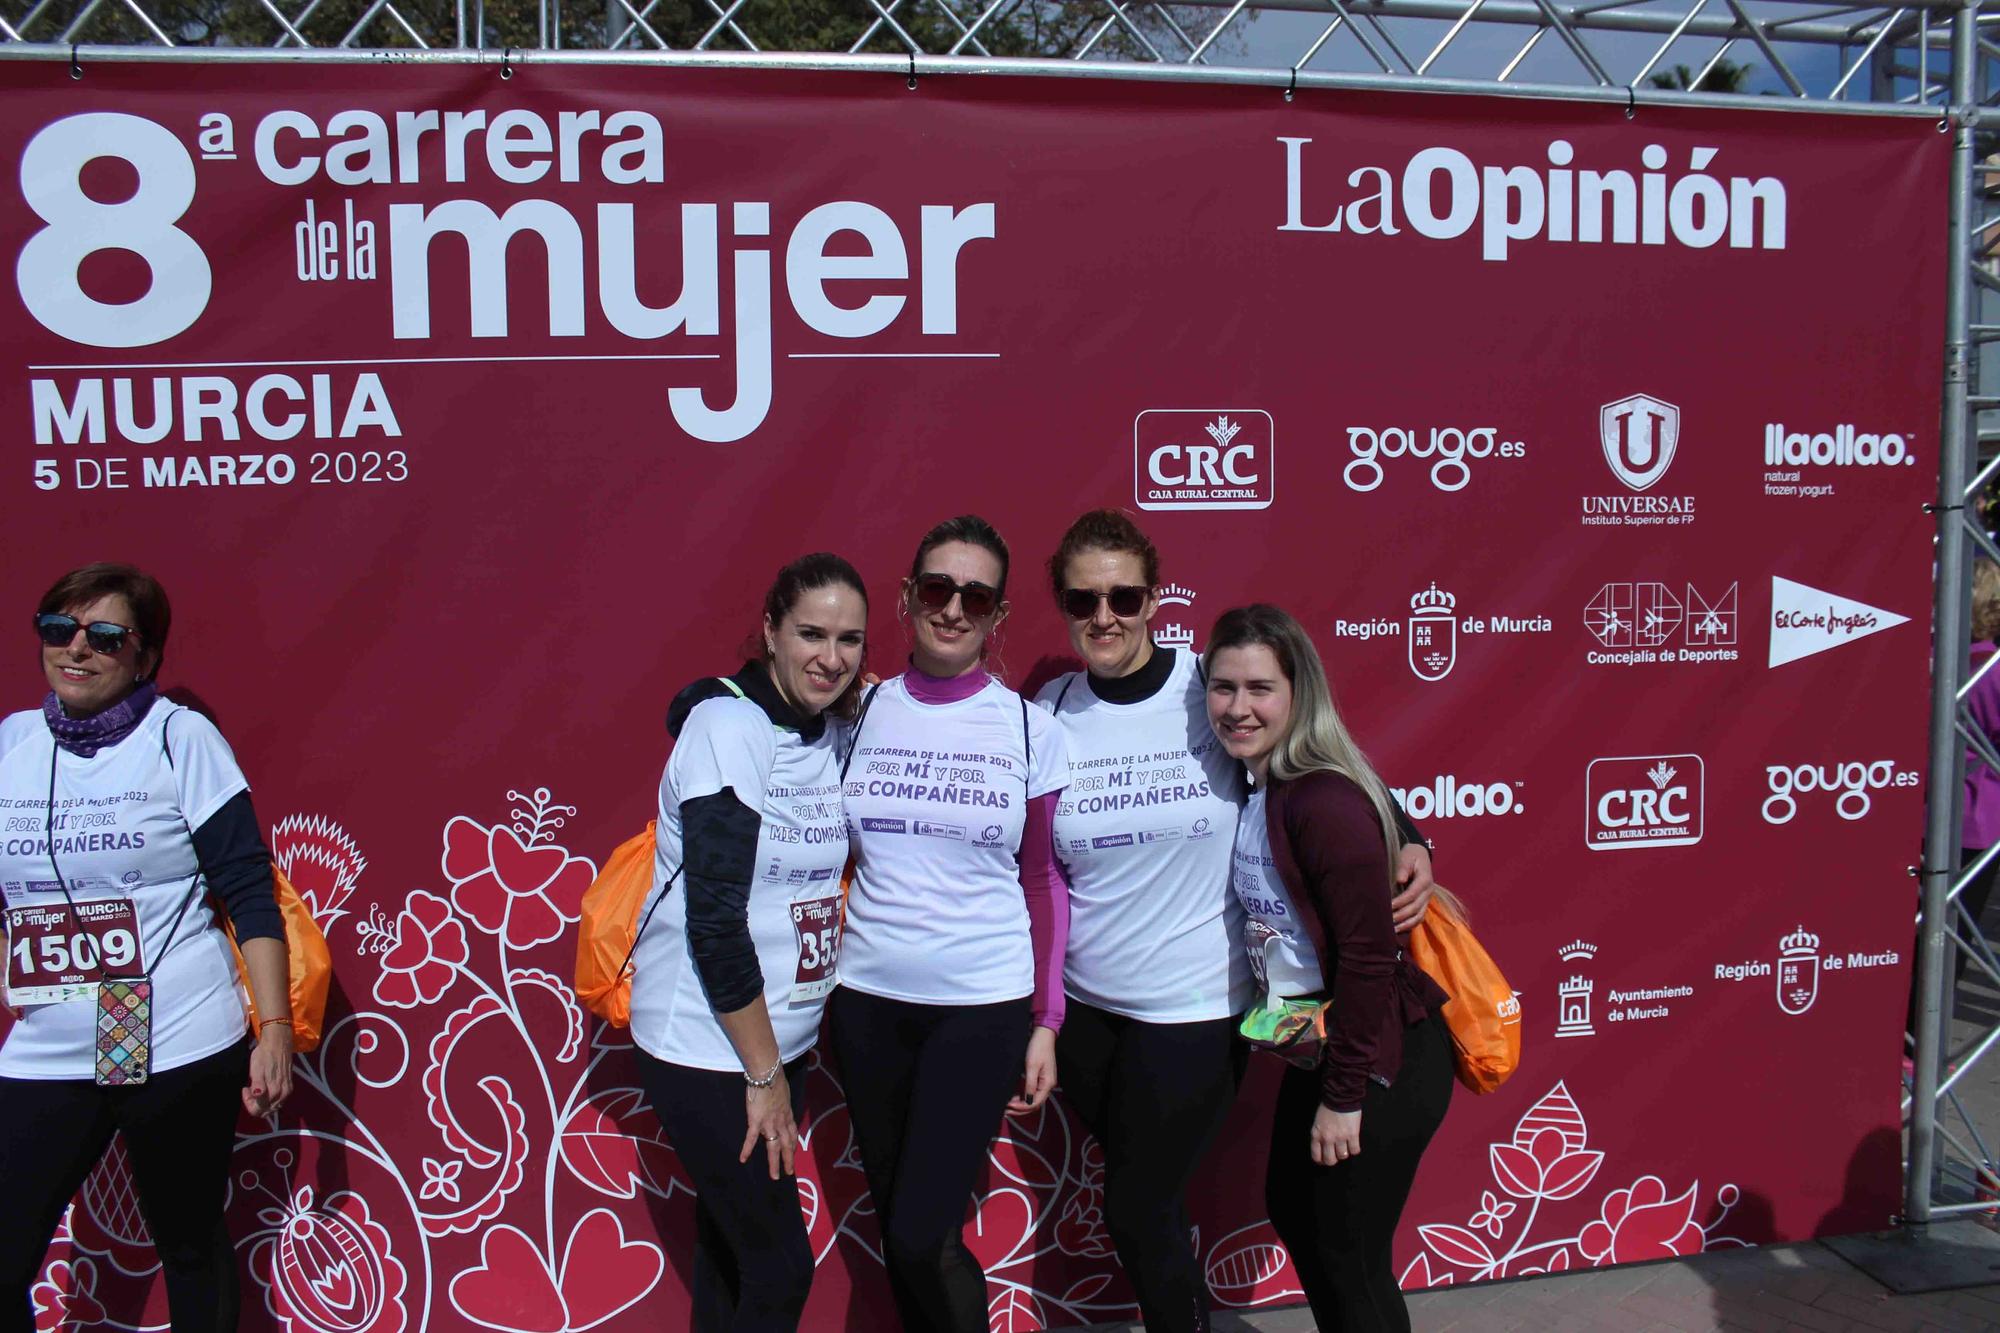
[
  {"left": 574, "top": 822, "right": 660, "bottom": 1027},
  {"left": 1408, "top": 891, "right": 1520, "bottom": 1094},
  {"left": 223, "top": 865, "right": 332, "bottom": 1052}
]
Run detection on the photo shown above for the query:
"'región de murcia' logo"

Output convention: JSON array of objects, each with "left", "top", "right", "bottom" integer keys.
[
  {"left": 1401, "top": 1080, "right": 1747, "bottom": 1290},
  {"left": 1409, "top": 583, "right": 1457, "bottom": 681}
]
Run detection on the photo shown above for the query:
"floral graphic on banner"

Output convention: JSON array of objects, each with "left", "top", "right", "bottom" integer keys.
[{"left": 1399, "top": 1081, "right": 1746, "bottom": 1289}]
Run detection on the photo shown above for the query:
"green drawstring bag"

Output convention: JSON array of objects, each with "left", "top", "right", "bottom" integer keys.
[{"left": 1238, "top": 992, "right": 1333, "bottom": 1070}]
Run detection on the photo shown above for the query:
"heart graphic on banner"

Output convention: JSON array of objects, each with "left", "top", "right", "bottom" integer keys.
[
  {"left": 557, "top": 1209, "right": 664, "bottom": 1330},
  {"left": 448, "top": 1227, "right": 567, "bottom": 1333},
  {"left": 487, "top": 825, "right": 573, "bottom": 898}
]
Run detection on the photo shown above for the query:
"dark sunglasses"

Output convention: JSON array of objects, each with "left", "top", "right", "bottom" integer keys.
[
  {"left": 1061, "top": 586, "right": 1151, "bottom": 621},
  {"left": 912, "top": 573, "right": 1000, "bottom": 619},
  {"left": 34, "top": 613, "right": 137, "bottom": 655}
]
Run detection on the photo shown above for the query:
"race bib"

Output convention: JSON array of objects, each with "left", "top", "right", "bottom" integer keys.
[
  {"left": 5, "top": 898, "right": 140, "bottom": 1006},
  {"left": 789, "top": 894, "right": 841, "bottom": 1003}
]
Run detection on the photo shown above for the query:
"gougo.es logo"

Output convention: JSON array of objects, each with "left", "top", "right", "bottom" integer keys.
[{"left": 1761, "top": 760, "right": 1917, "bottom": 824}]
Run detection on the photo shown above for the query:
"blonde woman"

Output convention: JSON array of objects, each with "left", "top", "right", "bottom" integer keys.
[{"left": 1204, "top": 604, "right": 1449, "bottom": 1333}]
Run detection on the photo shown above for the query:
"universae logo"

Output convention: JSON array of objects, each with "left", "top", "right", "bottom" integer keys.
[{"left": 1134, "top": 410, "right": 1275, "bottom": 511}]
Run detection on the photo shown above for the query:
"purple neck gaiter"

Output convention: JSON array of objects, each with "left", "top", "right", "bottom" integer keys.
[
  {"left": 43, "top": 681, "right": 157, "bottom": 758},
  {"left": 905, "top": 660, "right": 990, "bottom": 704}
]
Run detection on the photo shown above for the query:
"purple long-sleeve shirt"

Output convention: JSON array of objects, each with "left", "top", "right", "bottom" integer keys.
[
  {"left": 902, "top": 665, "right": 1070, "bottom": 1029},
  {"left": 1966, "top": 643, "right": 2000, "bottom": 850}
]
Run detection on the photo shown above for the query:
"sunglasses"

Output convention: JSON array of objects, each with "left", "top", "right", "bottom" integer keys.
[
  {"left": 34, "top": 613, "right": 137, "bottom": 655},
  {"left": 912, "top": 573, "right": 1001, "bottom": 619},
  {"left": 1061, "top": 586, "right": 1151, "bottom": 621}
]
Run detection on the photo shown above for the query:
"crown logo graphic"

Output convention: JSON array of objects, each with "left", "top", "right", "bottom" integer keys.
[
  {"left": 1156, "top": 582, "right": 1197, "bottom": 607},
  {"left": 1205, "top": 416, "right": 1241, "bottom": 449},
  {"left": 1780, "top": 925, "right": 1820, "bottom": 956},
  {"left": 1558, "top": 976, "right": 1593, "bottom": 997},
  {"left": 1557, "top": 940, "right": 1598, "bottom": 962},
  {"left": 1646, "top": 760, "right": 1677, "bottom": 790},
  {"left": 1410, "top": 582, "right": 1456, "bottom": 615}
]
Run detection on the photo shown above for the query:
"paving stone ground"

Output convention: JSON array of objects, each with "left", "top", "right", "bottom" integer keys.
[{"left": 1057, "top": 908, "right": 2000, "bottom": 1332}]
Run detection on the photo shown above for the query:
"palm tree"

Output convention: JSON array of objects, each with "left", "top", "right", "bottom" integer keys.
[{"left": 1650, "top": 59, "right": 1755, "bottom": 93}]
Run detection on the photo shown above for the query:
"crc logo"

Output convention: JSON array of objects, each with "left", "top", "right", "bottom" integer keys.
[
  {"left": 1135, "top": 410, "right": 1274, "bottom": 511},
  {"left": 1600, "top": 394, "right": 1680, "bottom": 491},
  {"left": 1341, "top": 425, "right": 1525, "bottom": 493},
  {"left": 1762, "top": 760, "right": 1918, "bottom": 824},
  {"left": 1585, "top": 754, "right": 1704, "bottom": 851}
]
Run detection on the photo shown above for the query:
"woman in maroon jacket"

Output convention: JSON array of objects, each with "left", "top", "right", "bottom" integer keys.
[{"left": 1204, "top": 604, "right": 1450, "bottom": 1333}]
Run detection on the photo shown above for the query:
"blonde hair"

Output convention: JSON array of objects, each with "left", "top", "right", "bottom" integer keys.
[
  {"left": 1975, "top": 560, "right": 2000, "bottom": 644},
  {"left": 1204, "top": 604, "right": 1403, "bottom": 884}
]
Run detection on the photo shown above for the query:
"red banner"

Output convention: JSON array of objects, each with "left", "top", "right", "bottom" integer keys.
[{"left": 0, "top": 59, "right": 1946, "bottom": 1331}]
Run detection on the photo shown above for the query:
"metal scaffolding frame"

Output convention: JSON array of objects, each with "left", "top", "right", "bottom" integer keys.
[{"left": 3, "top": 0, "right": 1997, "bottom": 1247}]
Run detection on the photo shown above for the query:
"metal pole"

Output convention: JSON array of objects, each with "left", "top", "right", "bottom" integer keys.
[{"left": 1908, "top": 0, "right": 1981, "bottom": 1229}]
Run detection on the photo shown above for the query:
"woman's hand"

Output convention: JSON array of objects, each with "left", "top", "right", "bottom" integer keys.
[
  {"left": 1008, "top": 1025, "right": 1059, "bottom": 1115},
  {"left": 740, "top": 1070, "right": 799, "bottom": 1180},
  {"left": 1311, "top": 1105, "right": 1362, "bottom": 1166},
  {"left": 1390, "top": 843, "right": 1435, "bottom": 933},
  {"left": 243, "top": 1022, "right": 296, "bottom": 1117}
]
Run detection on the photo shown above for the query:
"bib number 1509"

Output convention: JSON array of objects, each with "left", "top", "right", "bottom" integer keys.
[{"left": 5, "top": 899, "right": 139, "bottom": 1005}]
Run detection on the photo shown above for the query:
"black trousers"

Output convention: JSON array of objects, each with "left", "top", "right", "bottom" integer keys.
[
  {"left": 0, "top": 1040, "right": 248, "bottom": 1333},
  {"left": 1264, "top": 1017, "right": 1453, "bottom": 1333},
  {"left": 636, "top": 1050, "right": 815, "bottom": 1333},
  {"left": 827, "top": 986, "right": 1030, "bottom": 1333},
  {"left": 1057, "top": 1000, "right": 1245, "bottom": 1333}
]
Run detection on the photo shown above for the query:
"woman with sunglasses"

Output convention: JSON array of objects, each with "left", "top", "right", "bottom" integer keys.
[
  {"left": 1034, "top": 511, "right": 1434, "bottom": 1333},
  {"left": 1206, "top": 604, "right": 1450, "bottom": 1333},
  {"left": 0, "top": 563, "right": 292, "bottom": 1333},
  {"left": 830, "top": 515, "right": 1070, "bottom": 1333},
  {"left": 631, "top": 552, "right": 868, "bottom": 1333}
]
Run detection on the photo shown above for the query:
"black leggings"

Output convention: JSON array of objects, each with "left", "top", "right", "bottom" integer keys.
[
  {"left": 636, "top": 1050, "right": 814, "bottom": 1333},
  {"left": 1057, "top": 1001, "right": 1245, "bottom": 1333},
  {"left": 1264, "top": 1017, "right": 1453, "bottom": 1333},
  {"left": 827, "top": 986, "right": 1030, "bottom": 1333},
  {"left": 0, "top": 1040, "right": 248, "bottom": 1333}
]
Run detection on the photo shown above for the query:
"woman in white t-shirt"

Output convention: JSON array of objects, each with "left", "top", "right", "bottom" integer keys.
[
  {"left": 830, "top": 515, "right": 1070, "bottom": 1333},
  {"left": 0, "top": 563, "right": 294, "bottom": 1333},
  {"left": 1035, "top": 511, "right": 1434, "bottom": 1333},
  {"left": 630, "top": 552, "right": 868, "bottom": 1333}
]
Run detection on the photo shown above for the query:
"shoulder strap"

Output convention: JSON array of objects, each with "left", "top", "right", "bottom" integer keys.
[
  {"left": 839, "top": 683, "right": 882, "bottom": 783},
  {"left": 1020, "top": 694, "right": 1032, "bottom": 791},
  {"left": 1053, "top": 676, "right": 1076, "bottom": 711},
  {"left": 620, "top": 675, "right": 754, "bottom": 986},
  {"left": 624, "top": 675, "right": 751, "bottom": 970},
  {"left": 133, "top": 705, "right": 203, "bottom": 974}
]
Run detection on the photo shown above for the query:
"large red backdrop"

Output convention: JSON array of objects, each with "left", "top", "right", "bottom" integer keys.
[{"left": 0, "top": 58, "right": 1948, "bottom": 1331}]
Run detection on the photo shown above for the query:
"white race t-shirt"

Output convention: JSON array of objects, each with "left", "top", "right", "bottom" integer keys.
[
  {"left": 1233, "top": 788, "right": 1325, "bottom": 1000},
  {"left": 838, "top": 675, "right": 1069, "bottom": 1006},
  {"left": 1038, "top": 651, "right": 1253, "bottom": 1022},
  {"left": 0, "top": 703, "right": 251, "bottom": 1079},
  {"left": 631, "top": 694, "right": 850, "bottom": 1071}
]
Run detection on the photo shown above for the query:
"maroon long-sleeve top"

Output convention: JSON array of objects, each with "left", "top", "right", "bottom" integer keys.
[{"left": 1262, "top": 770, "right": 1449, "bottom": 1111}]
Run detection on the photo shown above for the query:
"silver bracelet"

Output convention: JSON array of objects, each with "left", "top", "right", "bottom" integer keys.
[{"left": 744, "top": 1059, "right": 782, "bottom": 1089}]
